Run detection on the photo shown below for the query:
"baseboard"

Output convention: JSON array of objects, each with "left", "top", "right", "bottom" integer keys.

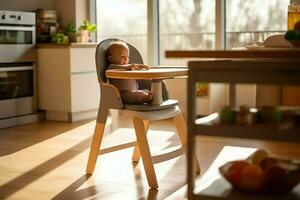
[
  {"left": 45, "top": 109, "right": 98, "bottom": 122},
  {"left": 0, "top": 112, "right": 44, "bottom": 129}
]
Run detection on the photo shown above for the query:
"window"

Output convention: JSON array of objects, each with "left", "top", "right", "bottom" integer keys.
[
  {"left": 96, "top": 0, "right": 148, "bottom": 61},
  {"left": 226, "top": 0, "right": 289, "bottom": 49},
  {"left": 159, "top": 0, "right": 216, "bottom": 64},
  {"left": 93, "top": 0, "right": 290, "bottom": 62}
]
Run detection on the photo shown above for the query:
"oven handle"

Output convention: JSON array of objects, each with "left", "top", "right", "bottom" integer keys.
[
  {"left": 0, "top": 26, "right": 35, "bottom": 31},
  {"left": 0, "top": 66, "right": 33, "bottom": 72}
]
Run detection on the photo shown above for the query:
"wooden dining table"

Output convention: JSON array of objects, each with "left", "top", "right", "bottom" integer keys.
[
  {"left": 105, "top": 67, "right": 187, "bottom": 105},
  {"left": 165, "top": 49, "right": 300, "bottom": 106},
  {"left": 165, "top": 49, "right": 300, "bottom": 59}
]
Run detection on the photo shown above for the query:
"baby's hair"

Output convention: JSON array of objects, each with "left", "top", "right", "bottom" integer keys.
[{"left": 107, "top": 41, "right": 129, "bottom": 56}]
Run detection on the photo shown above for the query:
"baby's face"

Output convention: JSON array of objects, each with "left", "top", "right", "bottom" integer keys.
[{"left": 109, "top": 46, "right": 129, "bottom": 65}]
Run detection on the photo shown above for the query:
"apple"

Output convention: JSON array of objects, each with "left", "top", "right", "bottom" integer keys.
[
  {"left": 264, "top": 162, "right": 300, "bottom": 194},
  {"left": 264, "top": 165, "right": 286, "bottom": 194},
  {"left": 238, "top": 164, "right": 265, "bottom": 192},
  {"left": 220, "top": 160, "right": 249, "bottom": 185}
]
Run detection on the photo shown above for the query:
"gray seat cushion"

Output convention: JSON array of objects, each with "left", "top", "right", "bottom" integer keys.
[{"left": 124, "top": 99, "right": 178, "bottom": 111}]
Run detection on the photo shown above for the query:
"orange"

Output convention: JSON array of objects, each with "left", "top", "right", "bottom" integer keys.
[
  {"left": 224, "top": 160, "right": 249, "bottom": 185},
  {"left": 238, "top": 164, "right": 265, "bottom": 192}
]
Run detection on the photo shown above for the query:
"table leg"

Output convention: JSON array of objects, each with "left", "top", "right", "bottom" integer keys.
[{"left": 151, "top": 80, "right": 163, "bottom": 105}]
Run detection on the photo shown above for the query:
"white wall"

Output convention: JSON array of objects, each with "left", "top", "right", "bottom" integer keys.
[
  {"left": 52, "top": 0, "right": 76, "bottom": 25},
  {"left": 0, "top": 0, "right": 54, "bottom": 11},
  {"left": 75, "top": 0, "right": 88, "bottom": 28}
]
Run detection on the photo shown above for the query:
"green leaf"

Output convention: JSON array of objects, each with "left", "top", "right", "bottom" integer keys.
[{"left": 79, "top": 20, "right": 97, "bottom": 32}]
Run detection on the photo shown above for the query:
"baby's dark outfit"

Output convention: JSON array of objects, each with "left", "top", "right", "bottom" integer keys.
[{"left": 107, "top": 64, "right": 150, "bottom": 104}]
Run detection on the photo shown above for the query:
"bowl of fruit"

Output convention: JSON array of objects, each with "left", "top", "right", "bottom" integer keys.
[
  {"left": 219, "top": 150, "right": 300, "bottom": 195},
  {"left": 285, "top": 21, "right": 300, "bottom": 47}
]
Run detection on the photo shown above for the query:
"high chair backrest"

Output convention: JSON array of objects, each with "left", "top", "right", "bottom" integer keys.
[{"left": 95, "top": 38, "right": 144, "bottom": 83}]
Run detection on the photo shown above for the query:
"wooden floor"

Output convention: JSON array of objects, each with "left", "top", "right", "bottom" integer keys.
[{"left": 0, "top": 115, "right": 299, "bottom": 200}]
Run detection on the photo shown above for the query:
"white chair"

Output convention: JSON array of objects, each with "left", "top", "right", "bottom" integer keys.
[{"left": 86, "top": 38, "right": 200, "bottom": 189}]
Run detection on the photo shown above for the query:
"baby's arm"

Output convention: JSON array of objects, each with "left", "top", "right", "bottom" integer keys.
[
  {"left": 107, "top": 63, "right": 133, "bottom": 70},
  {"left": 108, "top": 63, "right": 150, "bottom": 71},
  {"left": 131, "top": 64, "right": 150, "bottom": 70}
]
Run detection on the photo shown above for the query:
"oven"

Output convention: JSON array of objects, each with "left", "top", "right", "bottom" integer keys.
[{"left": 0, "top": 10, "right": 36, "bottom": 120}]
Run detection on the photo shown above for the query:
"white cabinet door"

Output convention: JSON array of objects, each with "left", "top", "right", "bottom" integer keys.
[
  {"left": 70, "top": 48, "right": 96, "bottom": 73},
  {"left": 37, "top": 48, "right": 71, "bottom": 111},
  {"left": 70, "top": 72, "right": 100, "bottom": 112}
]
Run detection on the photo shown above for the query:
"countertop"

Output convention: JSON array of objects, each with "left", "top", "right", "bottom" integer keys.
[{"left": 36, "top": 42, "right": 98, "bottom": 49}]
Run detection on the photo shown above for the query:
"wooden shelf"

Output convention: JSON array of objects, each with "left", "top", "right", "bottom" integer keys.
[
  {"left": 187, "top": 59, "right": 300, "bottom": 200},
  {"left": 193, "top": 123, "right": 300, "bottom": 143},
  {"left": 191, "top": 189, "right": 300, "bottom": 200},
  {"left": 192, "top": 113, "right": 300, "bottom": 142}
]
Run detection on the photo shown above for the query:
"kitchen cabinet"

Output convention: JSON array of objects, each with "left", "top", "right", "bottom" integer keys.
[
  {"left": 187, "top": 59, "right": 300, "bottom": 200},
  {"left": 37, "top": 43, "right": 99, "bottom": 122}
]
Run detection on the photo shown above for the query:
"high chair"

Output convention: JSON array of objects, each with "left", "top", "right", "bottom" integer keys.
[{"left": 86, "top": 38, "right": 200, "bottom": 189}]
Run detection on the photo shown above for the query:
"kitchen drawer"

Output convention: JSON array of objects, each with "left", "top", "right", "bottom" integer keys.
[
  {"left": 70, "top": 48, "right": 96, "bottom": 73},
  {"left": 70, "top": 72, "right": 100, "bottom": 112}
]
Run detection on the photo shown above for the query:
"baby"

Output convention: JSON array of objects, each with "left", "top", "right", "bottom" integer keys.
[{"left": 106, "top": 41, "right": 153, "bottom": 104}]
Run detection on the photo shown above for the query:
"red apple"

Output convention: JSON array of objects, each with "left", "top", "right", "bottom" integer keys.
[
  {"left": 264, "top": 165, "right": 286, "bottom": 194},
  {"left": 265, "top": 163, "right": 300, "bottom": 194},
  {"left": 220, "top": 160, "right": 249, "bottom": 185},
  {"left": 238, "top": 164, "right": 265, "bottom": 192}
]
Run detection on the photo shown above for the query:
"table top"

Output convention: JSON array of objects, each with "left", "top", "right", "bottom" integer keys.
[
  {"left": 188, "top": 58, "right": 300, "bottom": 85},
  {"left": 105, "top": 67, "right": 188, "bottom": 80},
  {"left": 165, "top": 49, "right": 300, "bottom": 59}
]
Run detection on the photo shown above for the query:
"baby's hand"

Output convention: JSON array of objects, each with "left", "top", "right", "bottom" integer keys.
[
  {"left": 141, "top": 64, "right": 150, "bottom": 70},
  {"left": 130, "top": 64, "right": 141, "bottom": 70}
]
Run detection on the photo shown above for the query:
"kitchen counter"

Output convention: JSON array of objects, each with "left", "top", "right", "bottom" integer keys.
[
  {"left": 36, "top": 43, "right": 99, "bottom": 122},
  {"left": 36, "top": 42, "right": 98, "bottom": 49}
]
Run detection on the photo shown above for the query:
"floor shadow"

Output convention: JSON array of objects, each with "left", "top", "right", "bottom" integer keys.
[
  {"left": 0, "top": 120, "right": 93, "bottom": 156},
  {"left": 0, "top": 136, "right": 91, "bottom": 199},
  {"left": 52, "top": 174, "right": 94, "bottom": 200},
  {"left": 131, "top": 158, "right": 187, "bottom": 200},
  {"left": 52, "top": 172, "right": 159, "bottom": 200}
]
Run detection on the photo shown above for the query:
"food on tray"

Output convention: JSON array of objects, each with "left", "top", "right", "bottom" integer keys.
[{"left": 219, "top": 150, "right": 300, "bottom": 194}]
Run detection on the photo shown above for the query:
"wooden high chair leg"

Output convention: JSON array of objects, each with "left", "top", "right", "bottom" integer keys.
[
  {"left": 132, "top": 120, "right": 150, "bottom": 162},
  {"left": 173, "top": 113, "right": 201, "bottom": 174},
  {"left": 133, "top": 117, "right": 158, "bottom": 189},
  {"left": 86, "top": 122, "right": 106, "bottom": 174}
]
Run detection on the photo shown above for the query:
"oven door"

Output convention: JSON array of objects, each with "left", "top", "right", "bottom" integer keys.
[
  {"left": 0, "top": 64, "right": 35, "bottom": 119},
  {"left": 0, "top": 25, "right": 36, "bottom": 63}
]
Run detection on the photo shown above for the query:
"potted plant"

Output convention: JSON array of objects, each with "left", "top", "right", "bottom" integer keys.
[
  {"left": 65, "top": 22, "right": 77, "bottom": 42},
  {"left": 78, "top": 20, "right": 96, "bottom": 43}
]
